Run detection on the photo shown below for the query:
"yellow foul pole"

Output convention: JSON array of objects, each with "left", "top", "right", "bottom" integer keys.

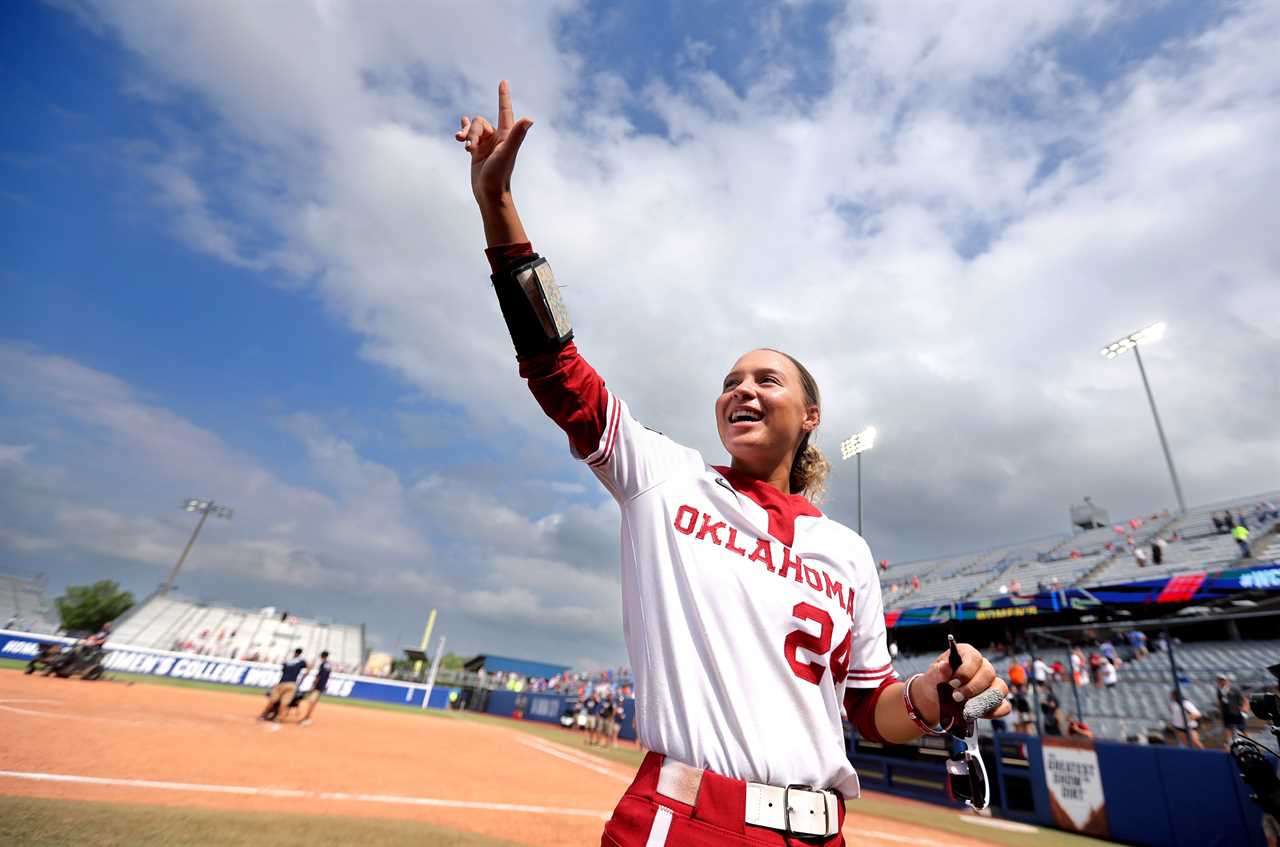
[{"left": 414, "top": 609, "right": 437, "bottom": 675}]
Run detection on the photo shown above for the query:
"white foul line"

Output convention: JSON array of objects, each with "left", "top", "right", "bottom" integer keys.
[
  {"left": 515, "top": 736, "right": 632, "bottom": 782},
  {"left": 0, "top": 770, "right": 611, "bottom": 820}
]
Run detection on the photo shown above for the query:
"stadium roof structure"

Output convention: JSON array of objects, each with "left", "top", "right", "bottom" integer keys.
[{"left": 463, "top": 654, "right": 571, "bottom": 679}]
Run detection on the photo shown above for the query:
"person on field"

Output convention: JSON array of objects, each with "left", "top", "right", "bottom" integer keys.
[
  {"left": 455, "top": 80, "right": 1010, "bottom": 846},
  {"left": 299, "top": 650, "right": 333, "bottom": 726},
  {"left": 611, "top": 697, "right": 627, "bottom": 748},
  {"left": 260, "top": 648, "right": 306, "bottom": 722},
  {"left": 598, "top": 694, "right": 615, "bottom": 747},
  {"left": 584, "top": 690, "right": 601, "bottom": 745}
]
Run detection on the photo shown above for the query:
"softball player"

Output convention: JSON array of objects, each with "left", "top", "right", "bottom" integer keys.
[{"left": 457, "top": 81, "right": 1010, "bottom": 847}]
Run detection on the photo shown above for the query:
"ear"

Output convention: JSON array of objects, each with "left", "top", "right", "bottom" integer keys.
[{"left": 801, "top": 404, "right": 820, "bottom": 433}]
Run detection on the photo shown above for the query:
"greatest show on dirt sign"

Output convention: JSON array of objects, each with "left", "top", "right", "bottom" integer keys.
[{"left": 1042, "top": 737, "right": 1109, "bottom": 838}]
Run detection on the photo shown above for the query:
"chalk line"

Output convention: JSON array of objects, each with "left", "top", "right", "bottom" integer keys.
[{"left": 0, "top": 770, "right": 612, "bottom": 820}]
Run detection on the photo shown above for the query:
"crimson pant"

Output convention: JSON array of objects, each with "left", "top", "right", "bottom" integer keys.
[{"left": 601, "top": 753, "right": 846, "bottom": 847}]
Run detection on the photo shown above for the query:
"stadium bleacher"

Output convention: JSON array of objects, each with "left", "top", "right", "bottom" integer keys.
[
  {"left": 1085, "top": 495, "right": 1279, "bottom": 585},
  {"left": 0, "top": 572, "right": 58, "bottom": 633},
  {"left": 878, "top": 491, "right": 1280, "bottom": 609},
  {"left": 893, "top": 638, "right": 1280, "bottom": 745},
  {"left": 111, "top": 594, "right": 365, "bottom": 673}
]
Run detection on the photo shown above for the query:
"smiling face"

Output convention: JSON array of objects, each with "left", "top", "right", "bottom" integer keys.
[{"left": 715, "top": 349, "right": 820, "bottom": 484}]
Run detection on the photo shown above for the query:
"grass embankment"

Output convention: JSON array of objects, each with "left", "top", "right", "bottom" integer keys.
[{"left": 0, "top": 795, "right": 521, "bottom": 847}]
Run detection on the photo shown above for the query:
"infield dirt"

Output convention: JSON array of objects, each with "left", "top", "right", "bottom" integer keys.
[{"left": 0, "top": 670, "right": 1012, "bottom": 846}]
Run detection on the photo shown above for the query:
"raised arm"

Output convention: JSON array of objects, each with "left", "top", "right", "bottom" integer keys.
[
  {"left": 456, "top": 80, "right": 533, "bottom": 249},
  {"left": 456, "top": 82, "right": 609, "bottom": 459}
]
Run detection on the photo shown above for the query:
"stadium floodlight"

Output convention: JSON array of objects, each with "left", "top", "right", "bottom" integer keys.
[
  {"left": 840, "top": 426, "right": 878, "bottom": 536},
  {"left": 1098, "top": 321, "right": 1167, "bottom": 359},
  {"left": 1098, "top": 322, "right": 1187, "bottom": 515},
  {"left": 161, "top": 498, "right": 235, "bottom": 595}
]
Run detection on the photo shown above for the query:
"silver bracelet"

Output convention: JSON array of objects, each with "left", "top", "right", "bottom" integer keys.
[{"left": 902, "top": 672, "right": 951, "bottom": 737}]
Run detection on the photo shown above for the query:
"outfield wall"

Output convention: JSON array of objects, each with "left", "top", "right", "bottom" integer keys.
[
  {"left": 483, "top": 688, "right": 638, "bottom": 741},
  {"left": 0, "top": 629, "right": 455, "bottom": 709},
  {"left": 850, "top": 732, "right": 1267, "bottom": 847}
]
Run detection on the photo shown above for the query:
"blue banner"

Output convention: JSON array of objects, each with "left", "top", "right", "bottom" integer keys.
[{"left": 0, "top": 628, "right": 454, "bottom": 709}]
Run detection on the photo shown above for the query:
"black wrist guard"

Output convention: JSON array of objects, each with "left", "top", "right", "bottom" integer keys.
[{"left": 491, "top": 256, "right": 574, "bottom": 356}]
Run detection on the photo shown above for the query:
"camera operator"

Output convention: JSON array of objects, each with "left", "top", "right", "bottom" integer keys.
[{"left": 1230, "top": 663, "right": 1280, "bottom": 846}]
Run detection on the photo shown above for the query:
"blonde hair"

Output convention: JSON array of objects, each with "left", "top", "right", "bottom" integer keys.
[{"left": 769, "top": 350, "right": 830, "bottom": 502}]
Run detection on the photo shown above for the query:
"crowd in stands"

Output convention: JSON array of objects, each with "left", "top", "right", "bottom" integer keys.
[{"left": 472, "top": 665, "right": 635, "bottom": 700}]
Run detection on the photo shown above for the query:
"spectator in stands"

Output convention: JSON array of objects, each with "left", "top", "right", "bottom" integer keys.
[
  {"left": 1128, "top": 629, "right": 1149, "bottom": 659},
  {"left": 1071, "top": 647, "right": 1086, "bottom": 686},
  {"left": 1088, "top": 650, "right": 1104, "bottom": 687},
  {"left": 1032, "top": 656, "right": 1050, "bottom": 686},
  {"left": 1151, "top": 536, "right": 1166, "bottom": 565},
  {"left": 1216, "top": 674, "right": 1249, "bottom": 747},
  {"left": 1008, "top": 661, "right": 1027, "bottom": 690},
  {"left": 1010, "top": 684, "right": 1034, "bottom": 734},
  {"left": 1233, "top": 523, "right": 1252, "bottom": 558},
  {"left": 1168, "top": 690, "right": 1204, "bottom": 748},
  {"left": 1040, "top": 689, "right": 1064, "bottom": 736},
  {"left": 1067, "top": 717, "right": 1093, "bottom": 739},
  {"left": 1212, "top": 513, "right": 1227, "bottom": 534},
  {"left": 1050, "top": 659, "right": 1065, "bottom": 682},
  {"left": 1100, "top": 658, "right": 1118, "bottom": 688},
  {"left": 1133, "top": 545, "right": 1149, "bottom": 568}
]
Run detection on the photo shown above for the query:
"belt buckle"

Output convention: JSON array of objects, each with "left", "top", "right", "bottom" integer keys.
[{"left": 783, "top": 783, "right": 830, "bottom": 838}]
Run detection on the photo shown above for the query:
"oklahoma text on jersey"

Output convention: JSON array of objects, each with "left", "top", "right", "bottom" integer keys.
[{"left": 672, "top": 504, "right": 857, "bottom": 620}]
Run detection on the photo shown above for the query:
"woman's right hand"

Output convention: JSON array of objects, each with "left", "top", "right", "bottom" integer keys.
[{"left": 455, "top": 80, "right": 534, "bottom": 209}]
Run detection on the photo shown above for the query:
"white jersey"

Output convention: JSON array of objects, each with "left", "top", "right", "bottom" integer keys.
[{"left": 580, "top": 389, "right": 894, "bottom": 798}]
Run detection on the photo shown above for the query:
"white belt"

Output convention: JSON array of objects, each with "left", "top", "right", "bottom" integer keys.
[{"left": 657, "top": 758, "right": 840, "bottom": 838}]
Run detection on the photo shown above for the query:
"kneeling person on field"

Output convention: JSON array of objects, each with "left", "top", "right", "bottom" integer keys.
[{"left": 261, "top": 648, "right": 307, "bottom": 722}]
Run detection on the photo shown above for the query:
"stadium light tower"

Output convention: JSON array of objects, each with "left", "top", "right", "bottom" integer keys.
[
  {"left": 160, "top": 499, "right": 234, "bottom": 595},
  {"left": 840, "top": 426, "right": 877, "bottom": 536},
  {"left": 1098, "top": 321, "right": 1187, "bottom": 515}
]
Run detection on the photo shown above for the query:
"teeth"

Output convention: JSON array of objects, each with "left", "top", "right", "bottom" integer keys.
[{"left": 730, "top": 410, "right": 762, "bottom": 423}]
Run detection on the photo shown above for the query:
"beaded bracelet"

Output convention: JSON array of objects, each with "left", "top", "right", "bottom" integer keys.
[{"left": 902, "top": 672, "right": 952, "bottom": 737}]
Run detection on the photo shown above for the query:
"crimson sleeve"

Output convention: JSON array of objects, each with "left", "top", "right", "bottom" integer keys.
[
  {"left": 518, "top": 342, "right": 610, "bottom": 459},
  {"left": 486, "top": 243, "right": 610, "bottom": 458},
  {"left": 844, "top": 676, "right": 896, "bottom": 744}
]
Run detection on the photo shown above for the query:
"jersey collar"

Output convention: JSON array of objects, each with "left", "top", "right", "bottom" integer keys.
[{"left": 713, "top": 465, "right": 822, "bottom": 548}]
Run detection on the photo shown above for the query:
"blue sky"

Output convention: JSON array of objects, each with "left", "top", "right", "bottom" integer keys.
[{"left": 2, "top": 0, "right": 1277, "bottom": 666}]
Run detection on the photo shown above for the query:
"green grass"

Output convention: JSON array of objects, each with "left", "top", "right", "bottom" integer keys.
[{"left": 0, "top": 795, "right": 521, "bottom": 847}]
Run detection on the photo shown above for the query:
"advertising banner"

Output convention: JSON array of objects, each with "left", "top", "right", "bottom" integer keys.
[
  {"left": 887, "top": 560, "right": 1280, "bottom": 626},
  {"left": 1042, "top": 737, "right": 1109, "bottom": 838},
  {"left": 0, "top": 629, "right": 452, "bottom": 709}
]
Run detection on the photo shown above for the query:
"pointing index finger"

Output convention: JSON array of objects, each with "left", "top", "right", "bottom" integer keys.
[{"left": 498, "top": 79, "right": 514, "bottom": 132}]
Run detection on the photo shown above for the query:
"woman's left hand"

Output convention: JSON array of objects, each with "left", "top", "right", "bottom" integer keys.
[{"left": 915, "top": 642, "right": 1011, "bottom": 722}]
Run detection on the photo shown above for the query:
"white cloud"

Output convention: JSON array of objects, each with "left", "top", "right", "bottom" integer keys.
[{"left": 17, "top": 0, "right": 1280, "bottom": 662}]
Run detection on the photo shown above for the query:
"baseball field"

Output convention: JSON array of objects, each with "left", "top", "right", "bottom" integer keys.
[{"left": 0, "top": 666, "right": 1113, "bottom": 847}]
